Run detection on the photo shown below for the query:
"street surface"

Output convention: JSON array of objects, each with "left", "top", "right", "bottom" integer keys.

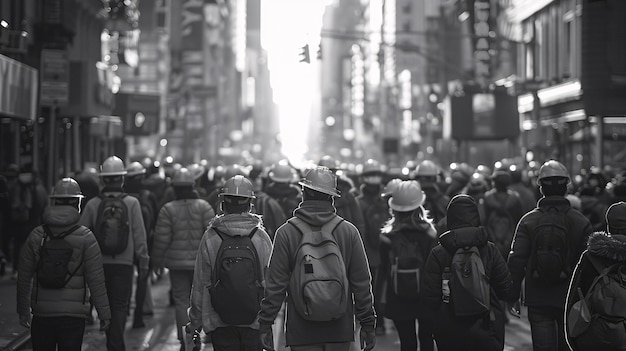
[{"left": 2, "top": 271, "right": 533, "bottom": 351}]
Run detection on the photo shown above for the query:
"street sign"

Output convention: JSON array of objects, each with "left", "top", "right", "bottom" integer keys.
[{"left": 40, "top": 49, "right": 69, "bottom": 107}]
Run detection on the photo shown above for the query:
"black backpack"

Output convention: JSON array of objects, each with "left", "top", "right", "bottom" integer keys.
[
  {"left": 448, "top": 245, "right": 491, "bottom": 317},
  {"left": 37, "top": 224, "right": 81, "bottom": 289},
  {"left": 388, "top": 229, "right": 427, "bottom": 301},
  {"left": 94, "top": 194, "right": 130, "bottom": 255},
  {"left": 209, "top": 227, "right": 263, "bottom": 325},
  {"left": 530, "top": 207, "right": 571, "bottom": 284}
]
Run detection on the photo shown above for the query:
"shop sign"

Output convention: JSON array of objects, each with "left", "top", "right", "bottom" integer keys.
[
  {"left": 472, "top": 0, "right": 492, "bottom": 81},
  {"left": 40, "top": 49, "right": 69, "bottom": 107},
  {"left": 0, "top": 54, "right": 38, "bottom": 120}
]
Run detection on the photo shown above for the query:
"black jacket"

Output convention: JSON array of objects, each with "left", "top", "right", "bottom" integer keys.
[
  {"left": 507, "top": 196, "right": 592, "bottom": 308},
  {"left": 565, "top": 232, "right": 626, "bottom": 351},
  {"left": 422, "top": 195, "right": 511, "bottom": 351}
]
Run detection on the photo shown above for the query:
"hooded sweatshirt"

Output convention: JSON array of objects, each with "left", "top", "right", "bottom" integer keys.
[
  {"left": 565, "top": 231, "right": 626, "bottom": 351},
  {"left": 422, "top": 195, "right": 511, "bottom": 351},
  {"left": 188, "top": 213, "right": 273, "bottom": 332},
  {"left": 258, "top": 200, "right": 376, "bottom": 346}
]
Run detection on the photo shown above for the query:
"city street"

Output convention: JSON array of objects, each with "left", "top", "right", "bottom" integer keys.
[{"left": 0, "top": 270, "right": 533, "bottom": 351}]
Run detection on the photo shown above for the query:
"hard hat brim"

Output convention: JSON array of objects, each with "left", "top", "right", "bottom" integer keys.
[
  {"left": 99, "top": 170, "right": 128, "bottom": 176},
  {"left": 299, "top": 181, "right": 341, "bottom": 197},
  {"left": 388, "top": 192, "right": 424, "bottom": 212},
  {"left": 50, "top": 194, "right": 85, "bottom": 199},
  {"left": 219, "top": 193, "right": 256, "bottom": 199},
  {"left": 126, "top": 169, "right": 146, "bottom": 176}
]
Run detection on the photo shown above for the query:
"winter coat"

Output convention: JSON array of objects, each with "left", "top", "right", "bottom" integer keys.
[
  {"left": 335, "top": 177, "right": 367, "bottom": 235},
  {"left": 509, "top": 182, "right": 538, "bottom": 215},
  {"left": 356, "top": 183, "right": 390, "bottom": 268},
  {"left": 380, "top": 219, "right": 436, "bottom": 320},
  {"left": 483, "top": 188, "right": 524, "bottom": 260},
  {"left": 188, "top": 213, "right": 272, "bottom": 332},
  {"left": 565, "top": 232, "right": 626, "bottom": 351},
  {"left": 264, "top": 182, "right": 302, "bottom": 219},
  {"left": 17, "top": 206, "right": 111, "bottom": 320},
  {"left": 258, "top": 200, "right": 376, "bottom": 346},
  {"left": 422, "top": 195, "right": 512, "bottom": 351},
  {"left": 79, "top": 189, "right": 150, "bottom": 270},
  {"left": 151, "top": 196, "right": 215, "bottom": 270},
  {"left": 507, "top": 196, "right": 592, "bottom": 309}
]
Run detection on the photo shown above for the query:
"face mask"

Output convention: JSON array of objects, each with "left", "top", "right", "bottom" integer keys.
[{"left": 18, "top": 173, "right": 34, "bottom": 183}]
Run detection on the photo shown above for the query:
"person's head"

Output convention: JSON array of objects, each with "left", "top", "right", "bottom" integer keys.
[
  {"left": 219, "top": 175, "right": 255, "bottom": 214},
  {"left": 360, "top": 159, "right": 384, "bottom": 186},
  {"left": 381, "top": 178, "right": 402, "bottom": 200},
  {"left": 172, "top": 167, "right": 196, "bottom": 195},
  {"left": 537, "top": 160, "right": 570, "bottom": 197},
  {"left": 491, "top": 169, "right": 512, "bottom": 191},
  {"left": 125, "top": 161, "right": 146, "bottom": 185},
  {"left": 318, "top": 155, "right": 340, "bottom": 173},
  {"left": 413, "top": 160, "right": 439, "bottom": 185},
  {"left": 299, "top": 166, "right": 340, "bottom": 202},
  {"left": 606, "top": 201, "right": 626, "bottom": 235},
  {"left": 49, "top": 177, "right": 85, "bottom": 212},
  {"left": 388, "top": 180, "right": 425, "bottom": 213},
  {"left": 446, "top": 194, "right": 481, "bottom": 230},
  {"left": 268, "top": 161, "right": 295, "bottom": 184},
  {"left": 99, "top": 156, "right": 127, "bottom": 188}
]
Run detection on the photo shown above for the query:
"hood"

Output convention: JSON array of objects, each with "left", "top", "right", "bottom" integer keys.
[
  {"left": 293, "top": 200, "right": 338, "bottom": 227},
  {"left": 42, "top": 206, "right": 81, "bottom": 229},
  {"left": 209, "top": 213, "right": 263, "bottom": 237},
  {"left": 265, "top": 182, "right": 300, "bottom": 199},
  {"left": 537, "top": 196, "right": 571, "bottom": 212},
  {"left": 446, "top": 194, "right": 481, "bottom": 229},
  {"left": 439, "top": 226, "right": 489, "bottom": 252},
  {"left": 587, "top": 231, "right": 626, "bottom": 262}
]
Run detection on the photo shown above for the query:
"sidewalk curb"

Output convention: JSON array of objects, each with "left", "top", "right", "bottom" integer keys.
[{"left": 1, "top": 330, "right": 30, "bottom": 351}]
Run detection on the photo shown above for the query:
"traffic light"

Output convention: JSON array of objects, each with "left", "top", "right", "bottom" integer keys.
[{"left": 299, "top": 44, "right": 310, "bottom": 63}]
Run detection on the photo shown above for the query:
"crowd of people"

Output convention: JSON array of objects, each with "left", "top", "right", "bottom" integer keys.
[{"left": 1, "top": 154, "right": 626, "bottom": 351}]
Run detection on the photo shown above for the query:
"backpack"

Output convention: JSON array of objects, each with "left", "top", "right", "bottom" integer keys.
[
  {"left": 388, "top": 229, "right": 427, "bottom": 301},
  {"left": 288, "top": 216, "right": 349, "bottom": 321},
  {"left": 448, "top": 244, "right": 491, "bottom": 317},
  {"left": 37, "top": 224, "right": 81, "bottom": 289},
  {"left": 569, "top": 255, "right": 626, "bottom": 346},
  {"left": 485, "top": 194, "right": 517, "bottom": 258},
  {"left": 209, "top": 227, "right": 263, "bottom": 325},
  {"left": 94, "top": 194, "right": 130, "bottom": 255},
  {"left": 529, "top": 207, "right": 571, "bottom": 284}
]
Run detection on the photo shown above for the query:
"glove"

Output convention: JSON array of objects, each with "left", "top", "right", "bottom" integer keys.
[
  {"left": 19, "top": 314, "right": 31, "bottom": 328},
  {"left": 508, "top": 300, "right": 521, "bottom": 318},
  {"left": 100, "top": 319, "right": 111, "bottom": 332},
  {"left": 359, "top": 325, "right": 376, "bottom": 351},
  {"left": 259, "top": 322, "right": 274, "bottom": 351}
]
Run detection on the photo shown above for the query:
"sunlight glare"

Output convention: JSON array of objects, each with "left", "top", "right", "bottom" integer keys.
[{"left": 261, "top": 0, "right": 331, "bottom": 168}]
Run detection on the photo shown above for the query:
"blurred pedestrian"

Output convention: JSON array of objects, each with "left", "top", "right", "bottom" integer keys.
[
  {"left": 265, "top": 161, "right": 302, "bottom": 219},
  {"left": 422, "top": 194, "right": 512, "bottom": 351},
  {"left": 79, "top": 156, "right": 150, "bottom": 351},
  {"left": 507, "top": 160, "right": 592, "bottom": 351},
  {"left": 258, "top": 166, "right": 376, "bottom": 351},
  {"left": 380, "top": 180, "right": 437, "bottom": 351},
  {"left": 188, "top": 175, "right": 272, "bottom": 351},
  {"left": 17, "top": 178, "right": 111, "bottom": 351},
  {"left": 412, "top": 160, "right": 450, "bottom": 226}
]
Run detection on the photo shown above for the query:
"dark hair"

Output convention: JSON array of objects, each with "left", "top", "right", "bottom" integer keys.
[
  {"left": 222, "top": 196, "right": 251, "bottom": 214},
  {"left": 540, "top": 182, "right": 568, "bottom": 197},
  {"left": 302, "top": 187, "right": 332, "bottom": 202}
]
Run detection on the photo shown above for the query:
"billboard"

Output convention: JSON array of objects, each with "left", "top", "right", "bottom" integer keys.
[{"left": 450, "top": 89, "right": 519, "bottom": 140}]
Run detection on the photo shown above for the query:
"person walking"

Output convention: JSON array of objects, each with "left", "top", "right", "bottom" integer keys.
[
  {"left": 356, "top": 159, "right": 390, "bottom": 336},
  {"left": 79, "top": 156, "right": 150, "bottom": 351},
  {"left": 565, "top": 201, "right": 626, "bottom": 351},
  {"left": 17, "top": 178, "right": 111, "bottom": 351},
  {"left": 507, "top": 160, "right": 592, "bottom": 351},
  {"left": 258, "top": 166, "right": 376, "bottom": 351},
  {"left": 188, "top": 175, "right": 272, "bottom": 351},
  {"left": 380, "top": 180, "right": 437, "bottom": 351},
  {"left": 152, "top": 167, "right": 215, "bottom": 348},
  {"left": 421, "top": 194, "right": 512, "bottom": 351}
]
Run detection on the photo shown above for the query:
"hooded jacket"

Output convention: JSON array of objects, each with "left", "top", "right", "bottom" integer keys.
[
  {"left": 264, "top": 182, "right": 302, "bottom": 219},
  {"left": 188, "top": 213, "right": 272, "bottom": 332},
  {"left": 565, "top": 232, "right": 626, "bottom": 351},
  {"left": 507, "top": 196, "right": 592, "bottom": 308},
  {"left": 422, "top": 195, "right": 511, "bottom": 351},
  {"left": 151, "top": 195, "right": 215, "bottom": 270},
  {"left": 258, "top": 200, "right": 376, "bottom": 346},
  {"left": 17, "top": 206, "right": 111, "bottom": 320}
]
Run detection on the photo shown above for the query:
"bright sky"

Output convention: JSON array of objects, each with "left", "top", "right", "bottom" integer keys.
[{"left": 261, "top": 0, "right": 331, "bottom": 168}]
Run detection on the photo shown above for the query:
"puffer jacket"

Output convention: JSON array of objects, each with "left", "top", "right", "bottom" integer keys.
[
  {"left": 151, "top": 196, "right": 215, "bottom": 270},
  {"left": 17, "top": 206, "right": 111, "bottom": 320},
  {"left": 79, "top": 189, "right": 150, "bottom": 270},
  {"left": 422, "top": 195, "right": 512, "bottom": 351},
  {"left": 565, "top": 232, "right": 626, "bottom": 351},
  {"left": 258, "top": 200, "right": 376, "bottom": 346},
  {"left": 507, "top": 196, "right": 592, "bottom": 309},
  {"left": 188, "top": 213, "right": 272, "bottom": 331}
]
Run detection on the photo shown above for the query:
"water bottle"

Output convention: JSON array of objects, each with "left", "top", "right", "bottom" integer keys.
[{"left": 442, "top": 267, "right": 451, "bottom": 303}]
